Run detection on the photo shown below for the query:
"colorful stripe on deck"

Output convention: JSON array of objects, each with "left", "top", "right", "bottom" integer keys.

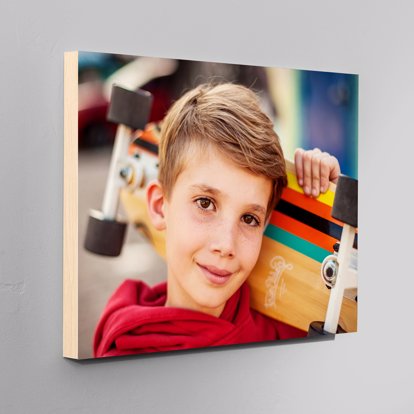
[
  {"left": 275, "top": 200, "right": 344, "bottom": 241},
  {"left": 268, "top": 174, "right": 341, "bottom": 262},
  {"left": 274, "top": 189, "right": 358, "bottom": 250},
  {"left": 281, "top": 187, "right": 343, "bottom": 226},
  {"left": 270, "top": 211, "right": 337, "bottom": 252},
  {"left": 131, "top": 123, "right": 161, "bottom": 155},
  {"left": 264, "top": 224, "right": 331, "bottom": 263},
  {"left": 132, "top": 138, "right": 159, "bottom": 155},
  {"left": 286, "top": 171, "right": 335, "bottom": 207}
]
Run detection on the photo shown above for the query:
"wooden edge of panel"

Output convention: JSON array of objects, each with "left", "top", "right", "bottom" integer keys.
[{"left": 63, "top": 51, "right": 79, "bottom": 359}]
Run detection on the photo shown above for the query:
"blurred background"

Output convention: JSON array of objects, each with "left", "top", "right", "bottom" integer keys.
[{"left": 78, "top": 51, "right": 358, "bottom": 359}]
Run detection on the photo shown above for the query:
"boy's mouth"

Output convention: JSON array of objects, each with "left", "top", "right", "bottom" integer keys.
[{"left": 197, "top": 263, "right": 233, "bottom": 285}]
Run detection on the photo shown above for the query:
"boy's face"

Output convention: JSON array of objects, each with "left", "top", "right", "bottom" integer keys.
[{"left": 162, "top": 146, "right": 272, "bottom": 317}]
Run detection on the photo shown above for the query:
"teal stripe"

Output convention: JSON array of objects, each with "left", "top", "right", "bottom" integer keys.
[{"left": 264, "top": 224, "right": 330, "bottom": 263}]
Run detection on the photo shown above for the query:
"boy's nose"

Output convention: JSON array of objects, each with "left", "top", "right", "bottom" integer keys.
[{"left": 209, "top": 219, "right": 237, "bottom": 258}]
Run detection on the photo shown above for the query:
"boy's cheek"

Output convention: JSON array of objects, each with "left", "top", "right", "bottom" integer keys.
[
  {"left": 176, "top": 205, "right": 215, "bottom": 233},
  {"left": 240, "top": 236, "right": 263, "bottom": 270},
  {"left": 167, "top": 209, "right": 206, "bottom": 248}
]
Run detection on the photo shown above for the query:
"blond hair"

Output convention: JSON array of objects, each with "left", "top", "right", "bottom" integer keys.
[{"left": 158, "top": 83, "right": 287, "bottom": 216}]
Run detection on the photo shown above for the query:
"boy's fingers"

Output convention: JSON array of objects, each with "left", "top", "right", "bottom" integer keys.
[
  {"left": 302, "top": 150, "right": 313, "bottom": 196},
  {"left": 328, "top": 156, "right": 341, "bottom": 184},
  {"left": 294, "top": 148, "right": 304, "bottom": 186},
  {"left": 319, "top": 152, "right": 331, "bottom": 193},
  {"left": 320, "top": 153, "right": 340, "bottom": 192},
  {"left": 295, "top": 148, "right": 336, "bottom": 197},
  {"left": 311, "top": 152, "right": 322, "bottom": 197}
]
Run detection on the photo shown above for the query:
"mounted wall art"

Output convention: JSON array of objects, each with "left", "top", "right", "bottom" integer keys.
[{"left": 64, "top": 51, "right": 358, "bottom": 359}]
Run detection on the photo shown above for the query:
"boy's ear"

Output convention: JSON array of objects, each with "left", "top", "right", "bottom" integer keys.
[{"left": 146, "top": 180, "right": 166, "bottom": 231}]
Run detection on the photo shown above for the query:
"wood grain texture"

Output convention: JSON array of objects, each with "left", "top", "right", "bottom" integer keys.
[
  {"left": 248, "top": 237, "right": 357, "bottom": 332},
  {"left": 63, "top": 51, "right": 79, "bottom": 359}
]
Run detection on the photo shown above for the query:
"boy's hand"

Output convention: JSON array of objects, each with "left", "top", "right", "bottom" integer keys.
[{"left": 294, "top": 148, "right": 340, "bottom": 197}]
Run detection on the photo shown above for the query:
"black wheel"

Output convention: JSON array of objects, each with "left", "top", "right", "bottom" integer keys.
[
  {"left": 331, "top": 175, "right": 358, "bottom": 227},
  {"left": 107, "top": 85, "right": 153, "bottom": 130},
  {"left": 84, "top": 209, "right": 127, "bottom": 257}
]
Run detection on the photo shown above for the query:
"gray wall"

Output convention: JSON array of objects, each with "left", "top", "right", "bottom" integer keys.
[{"left": 1, "top": 1, "right": 412, "bottom": 413}]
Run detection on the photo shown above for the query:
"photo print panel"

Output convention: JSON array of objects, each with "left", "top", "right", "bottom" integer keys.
[{"left": 64, "top": 51, "right": 358, "bottom": 359}]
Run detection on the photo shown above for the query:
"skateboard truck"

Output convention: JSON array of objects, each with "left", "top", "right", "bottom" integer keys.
[
  {"left": 309, "top": 174, "right": 358, "bottom": 336},
  {"left": 84, "top": 85, "right": 153, "bottom": 256}
]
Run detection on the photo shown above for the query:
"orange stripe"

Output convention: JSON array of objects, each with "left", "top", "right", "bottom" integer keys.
[
  {"left": 141, "top": 130, "right": 159, "bottom": 144},
  {"left": 133, "top": 123, "right": 160, "bottom": 144},
  {"left": 269, "top": 211, "right": 338, "bottom": 252},
  {"left": 281, "top": 187, "right": 344, "bottom": 227}
]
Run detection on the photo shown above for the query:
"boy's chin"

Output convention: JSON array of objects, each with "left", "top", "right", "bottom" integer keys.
[{"left": 193, "top": 289, "right": 233, "bottom": 312}]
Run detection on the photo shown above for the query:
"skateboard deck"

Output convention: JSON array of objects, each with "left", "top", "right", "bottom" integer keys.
[{"left": 120, "top": 123, "right": 358, "bottom": 333}]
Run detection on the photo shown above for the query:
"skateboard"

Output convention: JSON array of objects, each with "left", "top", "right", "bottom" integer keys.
[{"left": 85, "top": 86, "right": 358, "bottom": 334}]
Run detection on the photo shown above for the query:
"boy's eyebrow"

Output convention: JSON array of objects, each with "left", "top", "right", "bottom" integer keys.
[
  {"left": 248, "top": 204, "right": 267, "bottom": 217},
  {"left": 190, "top": 184, "right": 221, "bottom": 196},
  {"left": 190, "top": 184, "right": 266, "bottom": 216}
]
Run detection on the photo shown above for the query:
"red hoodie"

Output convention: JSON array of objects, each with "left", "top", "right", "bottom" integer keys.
[{"left": 94, "top": 280, "right": 306, "bottom": 358}]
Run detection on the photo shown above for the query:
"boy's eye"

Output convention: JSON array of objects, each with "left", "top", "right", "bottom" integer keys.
[
  {"left": 242, "top": 214, "right": 260, "bottom": 227},
  {"left": 196, "top": 197, "right": 215, "bottom": 211}
]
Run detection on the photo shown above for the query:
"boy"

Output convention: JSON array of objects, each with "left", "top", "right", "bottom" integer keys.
[{"left": 94, "top": 83, "right": 340, "bottom": 357}]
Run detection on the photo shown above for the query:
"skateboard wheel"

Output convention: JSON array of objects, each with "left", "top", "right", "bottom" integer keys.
[
  {"left": 321, "top": 254, "right": 338, "bottom": 288},
  {"left": 107, "top": 85, "right": 153, "bottom": 130},
  {"left": 331, "top": 175, "right": 358, "bottom": 227},
  {"left": 84, "top": 209, "right": 127, "bottom": 257}
]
